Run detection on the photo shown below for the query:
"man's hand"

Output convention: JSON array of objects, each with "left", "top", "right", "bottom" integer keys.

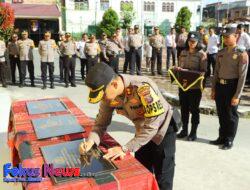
[
  {"left": 231, "top": 97, "right": 240, "bottom": 106},
  {"left": 79, "top": 140, "right": 94, "bottom": 155},
  {"left": 103, "top": 146, "right": 126, "bottom": 161},
  {"left": 211, "top": 90, "right": 215, "bottom": 100}
]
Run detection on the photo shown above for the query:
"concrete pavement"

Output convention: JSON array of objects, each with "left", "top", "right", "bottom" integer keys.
[{"left": 0, "top": 50, "right": 250, "bottom": 190}]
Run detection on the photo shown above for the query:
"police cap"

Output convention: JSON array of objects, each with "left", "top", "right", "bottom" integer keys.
[
  {"left": 222, "top": 27, "right": 237, "bottom": 37},
  {"left": 188, "top": 32, "right": 199, "bottom": 42},
  {"left": 134, "top": 25, "right": 139, "bottom": 29},
  {"left": 85, "top": 63, "right": 116, "bottom": 104}
]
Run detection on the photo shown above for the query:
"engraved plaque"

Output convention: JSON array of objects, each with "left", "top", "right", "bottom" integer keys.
[
  {"left": 41, "top": 140, "right": 117, "bottom": 184},
  {"left": 27, "top": 99, "right": 67, "bottom": 115},
  {"left": 32, "top": 115, "right": 84, "bottom": 139}
]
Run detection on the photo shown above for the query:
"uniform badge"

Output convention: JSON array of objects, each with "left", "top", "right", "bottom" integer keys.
[
  {"left": 129, "top": 98, "right": 139, "bottom": 104},
  {"left": 125, "top": 87, "right": 133, "bottom": 96},
  {"left": 233, "top": 54, "right": 238, "bottom": 60},
  {"left": 137, "top": 84, "right": 165, "bottom": 118},
  {"left": 110, "top": 100, "right": 121, "bottom": 107}
]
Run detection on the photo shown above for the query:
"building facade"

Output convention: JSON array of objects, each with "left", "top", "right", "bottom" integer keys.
[{"left": 63, "top": 0, "right": 202, "bottom": 35}]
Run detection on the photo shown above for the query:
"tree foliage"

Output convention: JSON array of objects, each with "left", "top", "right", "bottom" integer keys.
[
  {"left": 175, "top": 7, "right": 192, "bottom": 33},
  {"left": 120, "top": 3, "right": 135, "bottom": 29},
  {"left": 159, "top": 19, "right": 171, "bottom": 37},
  {"left": 96, "top": 8, "right": 120, "bottom": 38},
  {"left": 0, "top": 3, "right": 15, "bottom": 41}
]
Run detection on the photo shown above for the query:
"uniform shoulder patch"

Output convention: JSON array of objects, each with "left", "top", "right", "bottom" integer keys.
[{"left": 137, "top": 84, "right": 165, "bottom": 118}]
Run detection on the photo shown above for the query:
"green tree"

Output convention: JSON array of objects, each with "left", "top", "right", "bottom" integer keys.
[
  {"left": 159, "top": 19, "right": 171, "bottom": 37},
  {"left": 120, "top": 2, "right": 135, "bottom": 29},
  {"left": 175, "top": 7, "right": 192, "bottom": 33},
  {"left": 96, "top": 8, "right": 120, "bottom": 37}
]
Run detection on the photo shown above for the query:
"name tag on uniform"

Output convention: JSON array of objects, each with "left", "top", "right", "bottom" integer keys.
[
  {"left": 68, "top": 55, "right": 72, "bottom": 58},
  {"left": 14, "top": 55, "right": 17, "bottom": 58},
  {"left": 233, "top": 54, "right": 238, "bottom": 60}
]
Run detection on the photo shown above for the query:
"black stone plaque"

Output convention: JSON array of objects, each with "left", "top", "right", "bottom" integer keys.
[
  {"left": 26, "top": 99, "right": 67, "bottom": 115},
  {"left": 32, "top": 115, "right": 85, "bottom": 139},
  {"left": 41, "top": 139, "right": 117, "bottom": 184}
]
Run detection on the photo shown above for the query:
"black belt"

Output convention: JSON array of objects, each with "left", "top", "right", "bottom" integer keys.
[
  {"left": 87, "top": 55, "right": 98, "bottom": 58},
  {"left": 9, "top": 55, "right": 19, "bottom": 58},
  {"left": 131, "top": 46, "right": 142, "bottom": 50},
  {"left": 65, "top": 54, "right": 76, "bottom": 58},
  {"left": 217, "top": 78, "right": 238, "bottom": 85}
]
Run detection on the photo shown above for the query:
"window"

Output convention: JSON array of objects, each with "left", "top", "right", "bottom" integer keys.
[
  {"left": 162, "top": 2, "right": 173, "bottom": 12},
  {"left": 144, "top": 1, "right": 155, "bottom": 12},
  {"left": 12, "top": 0, "right": 23, "bottom": 3},
  {"left": 101, "top": 0, "right": 109, "bottom": 11},
  {"left": 74, "top": 0, "right": 88, "bottom": 11},
  {"left": 121, "top": 1, "right": 133, "bottom": 11},
  {"left": 170, "top": 3, "right": 174, "bottom": 12},
  {"left": 235, "top": 11, "right": 240, "bottom": 18}
]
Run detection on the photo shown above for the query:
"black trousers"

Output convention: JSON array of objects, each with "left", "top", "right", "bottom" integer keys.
[
  {"left": 215, "top": 81, "right": 239, "bottom": 142},
  {"left": 151, "top": 47, "right": 163, "bottom": 74},
  {"left": 20, "top": 60, "right": 35, "bottom": 84},
  {"left": 135, "top": 119, "right": 176, "bottom": 190},
  {"left": 87, "top": 55, "right": 98, "bottom": 71},
  {"left": 179, "top": 89, "right": 202, "bottom": 129},
  {"left": 0, "top": 62, "right": 7, "bottom": 86},
  {"left": 206, "top": 53, "right": 217, "bottom": 77},
  {"left": 9, "top": 55, "right": 21, "bottom": 83},
  {"left": 167, "top": 47, "right": 176, "bottom": 69},
  {"left": 123, "top": 50, "right": 131, "bottom": 73},
  {"left": 108, "top": 54, "right": 119, "bottom": 74},
  {"left": 177, "top": 46, "right": 185, "bottom": 65},
  {"left": 130, "top": 47, "right": 142, "bottom": 75},
  {"left": 59, "top": 56, "right": 64, "bottom": 80},
  {"left": 80, "top": 58, "right": 88, "bottom": 78},
  {"left": 41, "top": 62, "right": 54, "bottom": 83},
  {"left": 63, "top": 57, "right": 76, "bottom": 85}
]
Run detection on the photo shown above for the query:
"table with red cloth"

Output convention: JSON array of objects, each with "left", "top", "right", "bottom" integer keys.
[{"left": 7, "top": 97, "right": 159, "bottom": 190}]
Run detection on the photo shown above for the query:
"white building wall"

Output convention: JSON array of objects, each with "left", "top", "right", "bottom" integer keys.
[{"left": 65, "top": 0, "right": 202, "bottom": 33}]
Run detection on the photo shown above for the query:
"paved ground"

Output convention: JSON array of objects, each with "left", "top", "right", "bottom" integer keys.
[{"left": 0, "top": 50, "right": 250, "bottom": 190}]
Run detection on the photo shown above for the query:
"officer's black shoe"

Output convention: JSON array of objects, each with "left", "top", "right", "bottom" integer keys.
[
  {"left": 177, "top": 130, "right": 188, "bottom": 138},
  {"left": 188, "top": 133, "right": 197, "bottom": 141},
  {"left": 41, "top": 85, "right": 47, "bottom": 90},
  {"left": 65, "top": 83, "right": 69, "bottom": 88},
  {"left": 2, "top": 84, "right": 7, "bottom": 88},
  {"left": 221, "top": 141, "right": 233, "bottom": 150},
  {"left": 19, "top": 83, "right": 24, "bottom": 88},
  {"left": 209, "top": 137, "right": 225, "bottom": 145},
  {"left": 71, "top": 83, "right": 77, "bottom": 87},
  {"left": 50, "top": 83, "right": 55, "bottom": 89},
  {"left": 31, "top": 82, "right": 36, "bottom": 87},
  {"left": 137, "top": 72, "right": 142, "bottom": 76},
  {"left": 152, "top": 72, "right": 156, "bottom": 76},
  {"left": 82, "top": 76, "right": 85, "bottom": 81}
]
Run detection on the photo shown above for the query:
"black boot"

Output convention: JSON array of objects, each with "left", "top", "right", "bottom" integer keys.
[
  {"left": 177, "top": 126, "right": 188, "bottom": 138},
  {"left": 31, "top": 81, "right": 36, "bottom": 87},
  {"left": 41, "top": 82, "right": 47, "bottom": 90},
  {"left": 19, "top": 82, "right": 24, "bottom": 88},
  {"left": 50, "top": 82, "right": 55, "bottom": 89},
  {"left": 209, "top": 137, "right": 225, "bottom": 145},
  {"left": 2, "top": 83, "right": 7, "bottom": 88},
  {"left": 65, "top": 83, "right": 69, "bottom": 88},
  {"left": 188, "top": 125, "right": 198, "bottom": 141}
]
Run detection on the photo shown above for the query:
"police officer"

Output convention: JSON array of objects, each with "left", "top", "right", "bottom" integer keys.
[
  {"left": 99, "top": 33, "right": 109, "bottom": 63},
  {"left": 210, "top": 27, "right": 249, "bottom": 150},
  {"left": 38, "top": 31, "right": 57, "bottom": 90},
  {"left": 79, "top": 63, "right": 178, "bottom": 190},
  {"left": 59, "top": 32, "right": 77, "bottom": 88},
  {"left": 129, "top": 25, "right": 143, "bottom": 75},
  {"left": 177, "top": 32, "right": 207, "bottom": 141},
  {"left": 103, "top": 33, "right": 123, "bottom": 73},
  {"left": 18, "top": 30, "right": 35, "bottom": 88},
  {"left": 0, "top": 38, "right": 7, "bottom": 88},
  {"left": 123, "top": 27, "right": 133, "bottom": 74},
  {"left": 150, "top": 26, "right": 164, "bottom": 75},
  {"left": 84, "top": 35, "right": 100, "bottom": 71},
  {"left": 58, "top": 31, "right": 66, "bottom": 82},
  {"left": 7, "top": 33, "right": 20, "bottom": 85},
  {"left": 77, "top": 33, "right": 88, "bottom": 80}
]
